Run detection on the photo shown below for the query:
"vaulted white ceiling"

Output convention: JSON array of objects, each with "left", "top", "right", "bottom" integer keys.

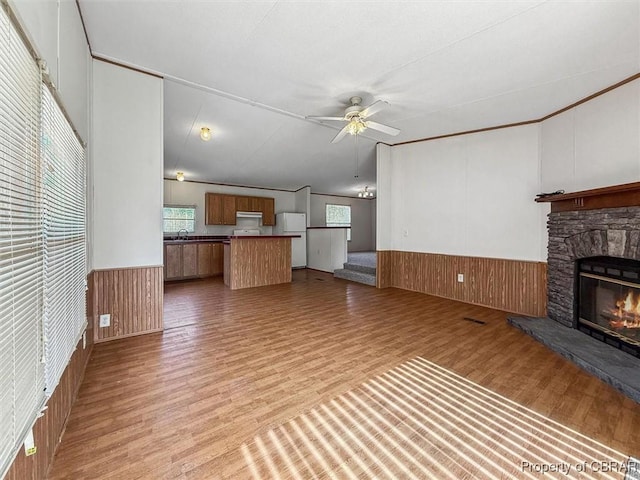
[{"left": 79, "top": 0, "right": 639, "bottom": 196}]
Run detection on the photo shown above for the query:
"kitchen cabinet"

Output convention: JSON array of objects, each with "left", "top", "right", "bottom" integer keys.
[
  {"left": 260, "top": 197, "right": 275, "bottom": 226},
  {"left": 197, "top": 243, "right": 213, "bottom": 276},
  {"left": 205, "top": 193, "right": 236, "bottom": 225},
  {"left": 164, "top": 243, "right": 198, "bottom": 280},
  {"left": 205, "top": 193, "right": 223, "bottom": 225},
  {"left": 182, "top": 244, "right": 198, "bottom": 277},
  {"left": 236, "top": 196, "right": 263, "bottom": 212},
  {"left": 166, "top": 242, "right": 225, "bottom": 281},
  {"left": 212, "top": 243, "right": 224, "bottom": 275},
  {"left": 223, "top": 195, "right": 236, "bottom": 224},
  {"left": 205, "top": 193, "right": 275, "bottom": 226},
  {"left": 236, "top": 196, "right": 250, "bottom": 212},
  {"left": 164, "top": 244, "right": 183, "bottom": 280},
  {"left": 249, "top": 196, "right": 261, "bottom": 212},
  {"left": 197, "top": 243, "right": 224, "bottom": 277}
]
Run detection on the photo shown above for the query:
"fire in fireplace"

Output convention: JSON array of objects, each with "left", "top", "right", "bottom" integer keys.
[{"left": 578, "top": 257, "right": 640, "bottom": 357}]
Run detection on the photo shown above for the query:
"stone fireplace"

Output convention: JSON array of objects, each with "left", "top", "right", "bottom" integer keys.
[
  {"left": 543, "top": 184, "right": 640, "bottom": 358},
  {"left": 506, "top": 183, "right": 640, "bottom": 402}
]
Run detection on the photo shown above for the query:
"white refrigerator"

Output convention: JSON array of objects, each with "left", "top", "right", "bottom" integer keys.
[{"left": 274, "top": 212, "right": 307, "bottom": 268}]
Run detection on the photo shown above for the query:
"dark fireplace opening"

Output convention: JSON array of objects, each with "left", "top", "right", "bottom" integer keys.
[{"left": 577, "top": 256, "right": 640, "bottom": 358}]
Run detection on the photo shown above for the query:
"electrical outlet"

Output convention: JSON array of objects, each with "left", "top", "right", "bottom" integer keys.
[
  {"left": 457, "top": 273, "right": 464, "bottom": 283},
  {"left": 99, "top": 314, "right": 111, "bottom": 327},
  {"left": 24, "top": 429, "right": 36, "bottom": 456}
]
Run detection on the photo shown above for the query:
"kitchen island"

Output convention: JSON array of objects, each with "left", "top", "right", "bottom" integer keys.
[{"left": 223, "top": 235, "right": 300, "bottom": 290}]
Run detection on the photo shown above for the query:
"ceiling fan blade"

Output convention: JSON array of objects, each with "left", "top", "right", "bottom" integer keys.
[
  {"left": 360, "top": 100, "right": 388, "bottom": 119},
  {"left": 331, "top": 124, "right": 350, "bottom": 144},
  {"left": 365, "top": 121, "right": 400, "bottom": 136},
  {"left": 306, "top": 116, "right": 345, "bottom": 122}
]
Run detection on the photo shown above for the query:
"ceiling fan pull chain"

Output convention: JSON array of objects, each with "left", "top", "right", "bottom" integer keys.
[{"left": 354, "top": 133, "right": 359, "bottom": 179}]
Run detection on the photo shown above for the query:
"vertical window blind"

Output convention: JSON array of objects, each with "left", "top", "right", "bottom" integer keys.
[
  {"left": 0, "top": 5, "right": 87, "bottom": 477},
  {"left": 41, "top": 85, "right": 86, "bottom": 394},
  {"left": 0, "top": 5, "right": 46, "bottom": 478}
]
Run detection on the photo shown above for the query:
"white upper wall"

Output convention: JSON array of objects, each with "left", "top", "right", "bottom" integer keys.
[
  {"left": 380, "top": 124, "right": 543, "bottom": 261},
  {"left": 376, "top": 144, "right": 392, "bottom": 250},
  {"left": 92, "top": 60, "right": 163, "bottom": 269},
  {"left": 10, "top": 0, "right": 90, "bottom": 142},
  {"left": 163, "top": 180, "right": 296, "bottom": 235},
  {"left": 541, "top": 80, "right": 640, "bottom": 192},
  {"left": 294, "top": 186, "right": 311, "bottom": 227},
  {"left": 379, "top": 77, "right": 640, "bottom": 263}
]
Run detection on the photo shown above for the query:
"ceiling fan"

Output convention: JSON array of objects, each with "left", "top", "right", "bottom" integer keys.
[{"left": 307, "top": 96, "right": 400, "bottom": 144}]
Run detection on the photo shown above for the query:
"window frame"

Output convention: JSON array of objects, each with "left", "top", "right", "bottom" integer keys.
[
  {"left": 325, "top": 203, "right": 352, "bottom": 241},
  {"left": 163, "top": 204, "right": 196, "bottom": 234}
]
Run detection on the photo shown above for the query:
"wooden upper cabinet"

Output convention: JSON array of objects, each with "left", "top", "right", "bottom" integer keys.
[
  {"left": 222, "top": 195, "right": 236, "bottom": 225},
  {"left": 260, "top": 197, "right": 275, "bottom": 226},
  {"left": 249, "top": 197, "right": 261, "bottom": 212},
  {"left": 205, "top": 192, "right": 274, "bottom": 225},
  {"left": 236, "top": 196, "right": 250, "bottom": 212},
  {"left": 205, "top": 193, "right": 236, "bottom": 225},
  {"left": 205, "top": 193, "right": 224, "bottom": 225}
]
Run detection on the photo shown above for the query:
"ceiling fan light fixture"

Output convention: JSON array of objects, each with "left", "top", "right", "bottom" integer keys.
[
  {"left": 347, "top": 117, "right": 366, "bottom": 136},
  {"left": 176, "top": 171, "right": 185, "bottom": 182},
  {"left": 200, "top": 127, "right": 212, "bottom": 141}
]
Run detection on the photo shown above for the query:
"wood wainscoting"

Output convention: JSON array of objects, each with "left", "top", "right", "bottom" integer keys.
[
  {"left": 5, "top": 325, "right": 93, "bottom": 480},
  {"left": 377, "top": 251, "right": 547, "bottom": 317},
  {"left": 88, "top": 266, "right": 164, "bottom": 342},
  {"left": 224, "top": 237, "right": 292, "bottom": 290}
]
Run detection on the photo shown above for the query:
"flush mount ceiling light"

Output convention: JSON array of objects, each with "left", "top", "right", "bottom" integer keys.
[
  {"left": 176, "top": 171, "right": 185, "bottom": 182},
  {"left": 200, "top": 127, "right": 212, "bottom": 141},
  {"left": 358, "top": 186, "right": 374, "bottom": 198}
]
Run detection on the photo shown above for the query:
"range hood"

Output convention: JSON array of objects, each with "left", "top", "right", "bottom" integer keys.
[{"left": 236, "top": 211, "right": 263, "bottom": 219}]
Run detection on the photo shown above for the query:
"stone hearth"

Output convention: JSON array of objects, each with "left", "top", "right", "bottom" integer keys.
[{"left": 508, "top": 316, "right": 640, "bottom": 403}]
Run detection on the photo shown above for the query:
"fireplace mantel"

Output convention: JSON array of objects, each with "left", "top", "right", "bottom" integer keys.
[{"left": 535, "top": 181, "right": 640, "bottom": 212}]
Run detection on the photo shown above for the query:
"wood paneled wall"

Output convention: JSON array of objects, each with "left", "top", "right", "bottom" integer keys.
[
  {"left": 5, "top": 323, "right": 93, "bottom": 480},
  {"left": 377, "top": 250, "right": 547, "bottom": 317},
  {"left": 226, "top": 238, "right": 291, "bottom": 290},
  {"left": 88, "top": 266, "right": 164, "bottom": 342}
]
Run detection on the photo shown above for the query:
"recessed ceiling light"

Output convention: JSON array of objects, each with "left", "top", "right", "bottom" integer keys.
[{"left": 200, "top": 127, "right": 212, "bottom": 141}]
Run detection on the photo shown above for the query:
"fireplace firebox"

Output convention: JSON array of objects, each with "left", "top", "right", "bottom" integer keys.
[{"left": 577, "top": 257, "right": 640, "bottom": 357}]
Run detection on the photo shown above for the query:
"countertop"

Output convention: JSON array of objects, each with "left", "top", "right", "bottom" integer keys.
[
  {"left": 227, "top": 235, "right": 301, "bottom": 239},
  {"left": 164, "top": 234, "right": 300, "bottom": 245},
  {"left": 163, "top": 235, "right": 228, "bottom": 245},
  {"left": 307, "top": 226, "right": 349, "bottom": 229}
]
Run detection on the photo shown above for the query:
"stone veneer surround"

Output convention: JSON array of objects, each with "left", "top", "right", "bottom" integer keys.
[{"left": 547, "top": 206, "right": 640, "bottom": 327}]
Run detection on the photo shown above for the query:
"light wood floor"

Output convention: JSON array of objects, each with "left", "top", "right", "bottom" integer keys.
[{"left": 48, "top": 270, "right": 640, "bottom": 479}]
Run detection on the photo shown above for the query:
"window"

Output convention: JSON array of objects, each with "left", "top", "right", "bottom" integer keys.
[
  {"left": 0, "top": 6, "right": 46, "bottom": 477},
  {"left": 41, "top": 85, "right": 87, "bottom": 395},
  {"left": 326, "top": 204, "right": 351, "bottom": 241},
  {"left": 0, "top": 6, "right": 87, "bottom": 476},
  {"left": 163, "top": 205, "right": 196, "bottom": 233}
]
